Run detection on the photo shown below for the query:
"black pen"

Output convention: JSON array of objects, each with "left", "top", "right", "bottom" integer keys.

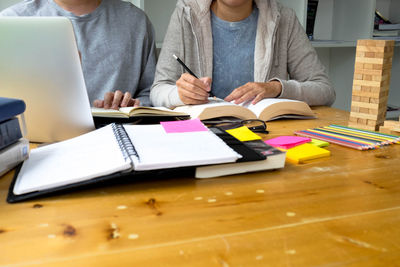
[{"left": 173, "top": 54, "right": 214, "bottom": 97}]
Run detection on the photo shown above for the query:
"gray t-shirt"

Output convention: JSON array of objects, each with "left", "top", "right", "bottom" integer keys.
[
  {"left": 1, "top": 0, "right": 156, "bottom": 106},
  {"left": 211, "top": 7, "right": 258, "bottom": 98}
]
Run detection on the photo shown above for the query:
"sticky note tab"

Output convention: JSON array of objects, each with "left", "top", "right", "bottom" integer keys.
[
  {"left": 265, "top": 136, "right": 311, "bottom": 149},
  {"left": 161, "top": 119, "right": 208, "bottom": 133},
  {"left": 286, "top": 143, "right": 330, "bottom": 164},
  {"left": 309, "top": 138, "right": 329, "bottom": 147},
  {"left": 226, "top": 126, "right": 261, "bottom": 142}
]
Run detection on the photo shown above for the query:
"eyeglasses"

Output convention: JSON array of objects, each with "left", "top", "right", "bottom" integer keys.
[{"left": 204, "top": 118, "right": 268, "bottom": 134}]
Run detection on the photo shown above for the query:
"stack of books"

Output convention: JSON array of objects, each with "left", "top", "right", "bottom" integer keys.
[
  {"left": 374, "top": 13, "right": 400, "bottom": 41},
  {"left": 0, "top": 97, "right": 30, "bottom": 176}
]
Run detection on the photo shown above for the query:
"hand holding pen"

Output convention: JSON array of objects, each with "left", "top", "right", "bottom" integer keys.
[{"left": 173, "top": 54, "right": 214, "bottom": 105}]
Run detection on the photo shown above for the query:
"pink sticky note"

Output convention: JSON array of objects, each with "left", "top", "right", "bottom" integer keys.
[
  {"left": 161, "top": 119, "right": 208, "bottom": 133},
  {"left": 265, "top": 136, "right": 311, "bottom": 149}
]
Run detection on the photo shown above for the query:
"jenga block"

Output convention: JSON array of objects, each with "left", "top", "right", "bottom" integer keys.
[
  {"left": 369, "top": 109, "right": 379, "bottom": 115},
  {"left": 357, "top": 40, "right": 369, "bottom": 46},
  {"left": 348, "top": 116, "right": 358, "bottom": 123},
  {"left": 354, "top": 68, "right": 383, "bottom": 76},
  {"left": 351, "top": 101, "right": 379, "bottom": 109},
  {"left": 355, "top": 57, "right": 384, "bottom": 64},
  {"left": 352, "top": 90, "right": 380, "bottom": 98},
  {"left": 364, "top": 74, "right": 372, "bottom": 81},
  {"left": 348, "top": 123, "right": 377, "bottom": 131},
  {"left": 356, "top": 51, "right": 365, "bottom": 57},
  {"left": 358, "top": 118, "right": 367, "bottom": 124},
  {"left": 356, "top": 46, "right": 386, "bottom": 53},
  {"left": 350, "top": 112, "right": 378, "bottom": 120},
  {"left": 353, "top": 80, "right": 381, "bottom": 87},
  {"left": 383, "top": 120, "right": 400, "bottom": 128},
  {"left": 364, "top": 63, "right": 374, "bottom": 70},
  {"left": 367, "top": 120, "right": 378, "bottom": 126},
  {"left": 365, "top": 52, "right": 376, "bottom": 58},
  {"left": 354, "top": 74, "right": 363, "bottom": 80}
]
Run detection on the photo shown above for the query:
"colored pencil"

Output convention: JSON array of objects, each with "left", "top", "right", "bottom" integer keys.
[{"left": 294, "top": 124, "right": 400, "bottom": 150}]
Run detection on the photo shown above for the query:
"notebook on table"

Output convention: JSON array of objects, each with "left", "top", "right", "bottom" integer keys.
[
  {"left": 7, "top": 123, "right": 241, "bottom": 203},
  {"left": 0, "top": 17, "right": 95, "bottom": 143}
]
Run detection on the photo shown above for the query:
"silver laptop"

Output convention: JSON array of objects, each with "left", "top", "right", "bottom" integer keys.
[{"left": 0, "top": 17, "right": 95, "bottom": 143}]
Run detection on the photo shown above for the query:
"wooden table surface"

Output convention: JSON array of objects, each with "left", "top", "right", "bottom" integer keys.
[{"left": 1, "top": 106, "right": 399, "bottom": 267}]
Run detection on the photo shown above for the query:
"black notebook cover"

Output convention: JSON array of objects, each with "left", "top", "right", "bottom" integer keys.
[{"left": 7, "top": 164, "right": 195, "bottom": 203}]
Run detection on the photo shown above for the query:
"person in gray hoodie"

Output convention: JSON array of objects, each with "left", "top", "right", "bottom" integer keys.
[
  {"left": 150, "top": 0, "right": 335, "bottom": 108},
  {"left": 1, "top": 0, "right": 157, "bottom": 109}
]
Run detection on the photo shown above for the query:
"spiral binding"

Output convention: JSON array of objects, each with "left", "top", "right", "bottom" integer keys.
[{"left": 111, "top": 123, "right": 139, "bottom": 164}]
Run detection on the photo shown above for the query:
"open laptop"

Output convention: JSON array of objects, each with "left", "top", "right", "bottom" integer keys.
[{"left": 0, "top": 17, "right": 95, "bottom": 143}]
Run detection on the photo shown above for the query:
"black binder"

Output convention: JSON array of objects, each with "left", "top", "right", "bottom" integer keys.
[{"left": 7, "top": 125, "right": 265, "bottom": 203}]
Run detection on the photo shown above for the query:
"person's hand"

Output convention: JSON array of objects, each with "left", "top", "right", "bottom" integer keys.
[
  {"left": 224, "top": 81, "right": 282, "bottom": 105},
  {"left": 176, "top": 73, "right": 212, "bottom": 105},
  {"left": 93, "top": 90, "right": 140, "bottom": 110}
]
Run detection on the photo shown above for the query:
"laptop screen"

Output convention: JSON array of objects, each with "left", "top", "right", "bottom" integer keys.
[{"left": 0, "top": 17, "right": 95, "bottom": 143}]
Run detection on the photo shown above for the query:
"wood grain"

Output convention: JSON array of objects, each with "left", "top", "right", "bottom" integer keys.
[{"left": 1, "top": 107, "right": 400, "bottom": 266}]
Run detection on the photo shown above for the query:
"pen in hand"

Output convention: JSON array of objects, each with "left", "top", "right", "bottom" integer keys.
[{"left": 173, "top": 54, "right": 214, "bottom": 97}]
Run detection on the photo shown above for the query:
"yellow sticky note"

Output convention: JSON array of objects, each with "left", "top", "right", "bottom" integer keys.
[
  {"left": 226, "top": 126, "right": 262, "bottom": 142},
  {"left": 286, "top": 143, "right": 330, "bottom": 164}
]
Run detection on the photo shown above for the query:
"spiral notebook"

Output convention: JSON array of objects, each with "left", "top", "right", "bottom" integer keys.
[{"left": 8, "top": 123, "right": 240, "bottom": 201}]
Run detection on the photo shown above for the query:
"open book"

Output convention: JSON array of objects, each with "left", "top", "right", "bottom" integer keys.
[
  {"left": 174, "top": 98, "right": 315, "bottom": 121},
  {"left": 8, "top": 123, "right": 240, "bottom": 201},
  {"left": 91, "top": 106, "right": 189, "bottom": 119}
]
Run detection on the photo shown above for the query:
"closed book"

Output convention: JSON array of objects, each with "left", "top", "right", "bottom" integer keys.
[
  {"left": 0, "top": 97, "right": 26, "bottom": 123},
  {"left": 373, "top": 29, "right": 400, "bottom": 37},
  {"left": 196, "top": 139, "right": 286, "bottom": 178},
  {"left": 0, "top": 138, "right": 29, "bottom": 177},
  {"left": 0, "top": 117, "right": 23, "bottom": 151},
  {"left": 378, "top": 23, "right": 400, "bottom": 30}
]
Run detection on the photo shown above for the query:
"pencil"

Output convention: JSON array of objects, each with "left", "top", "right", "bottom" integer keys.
[
  {"left": 173, "top": 54, "right": 198, "bottom": 78},
  {"left": 173, "top": 54, "right": 214, "bottom": 97}
]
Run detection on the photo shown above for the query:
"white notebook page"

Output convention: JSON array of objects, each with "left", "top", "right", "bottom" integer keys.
[
  {"left": 124, "top": 124, "right": 240, "bottom": 171},
  {"left": 14, "top": 125, "right": 130, "bottom": 195}
]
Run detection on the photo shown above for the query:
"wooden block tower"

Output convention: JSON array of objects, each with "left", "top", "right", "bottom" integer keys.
[{"left": 349, "top": 39, "right": 395, "bottom": 131}]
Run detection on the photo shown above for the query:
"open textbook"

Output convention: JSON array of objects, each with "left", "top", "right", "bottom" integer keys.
[
  {"left": 174, "top": 98, "right": 315, "bottom": 121},
  {"left": 91, "top": 106, "right": 189, "bottom": 118},
  {"left": 9, "top": 123, "right": 240, "bottom": 200}
]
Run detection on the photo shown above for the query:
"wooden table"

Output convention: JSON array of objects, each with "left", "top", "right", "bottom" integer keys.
[{"left": 1, "top": 107, "right": 400, "bottom": 266}]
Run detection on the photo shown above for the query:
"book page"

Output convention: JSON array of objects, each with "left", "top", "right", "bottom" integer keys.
[
  {"left": 14, "top": 125, "right": 130, "bottom": 195},
  {"left": 174, "top": 97, "right": 235, "bottom": 118},
  {"left": 123, "top": 124, "right": 241, "bottom": 171},
  {"left": 91, "top": 107, "right": 127, "bottom": 117},
  {"left": 241, "top": 98, "right": 301, "bottom": 118},
  {"left": 92, "top": 106, "right": 188, "bottom": 117}
]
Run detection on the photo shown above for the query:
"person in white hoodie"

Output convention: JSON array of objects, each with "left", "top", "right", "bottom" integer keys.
[{"left": 150, "top": 0, "right": 335, "bottom": 108}]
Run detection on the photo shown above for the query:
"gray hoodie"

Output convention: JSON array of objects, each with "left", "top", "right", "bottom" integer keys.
[{"left": 150, "top": 0, "right": 335, "bottom": 108}]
